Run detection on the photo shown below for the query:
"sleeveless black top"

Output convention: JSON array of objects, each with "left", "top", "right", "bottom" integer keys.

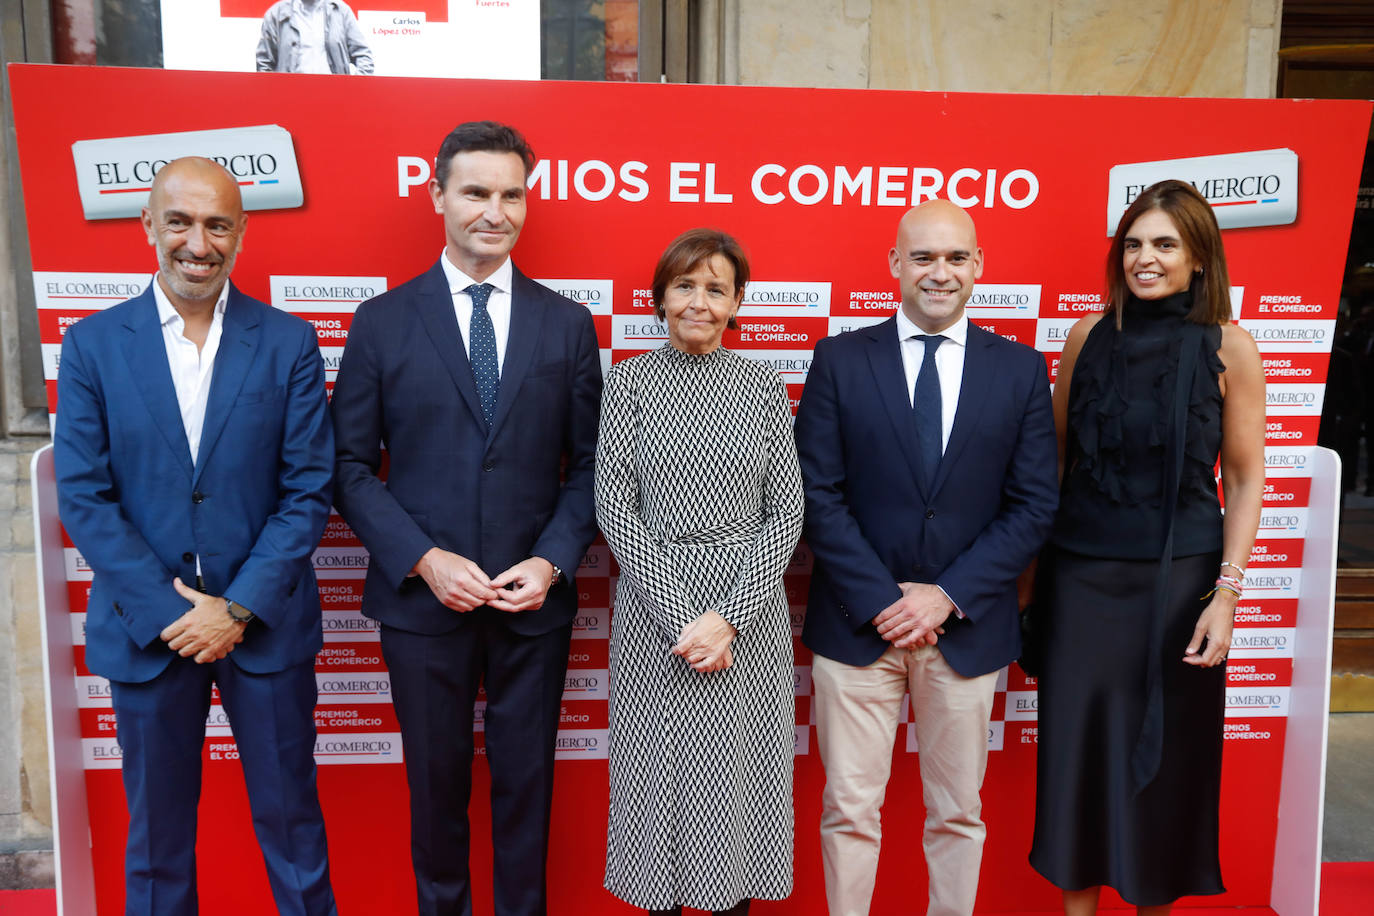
[{"left": 1052, "top": 291, "right": 1226, "bottom": 559}]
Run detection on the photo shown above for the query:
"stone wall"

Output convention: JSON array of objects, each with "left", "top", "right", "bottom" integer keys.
[
  {"left": 0, "top": 437, "right": 52, "bottom": 888},
  {"left": 731, "top": 0, "right": 1281, "bottom": 98}
]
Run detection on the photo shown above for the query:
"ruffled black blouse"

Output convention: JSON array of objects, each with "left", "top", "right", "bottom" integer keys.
[{"left": 1052, "top": 291, "right": 1226, "bottom": 560}]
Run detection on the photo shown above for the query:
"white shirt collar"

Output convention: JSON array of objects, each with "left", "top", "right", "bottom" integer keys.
[
  {"left": 152, "top": 273, "right": 230, "bottom": 328},
  {"left": 439, "top": 252, "right": 513, "bottom": 296},
  {"left": 895, "top": 307, "right": 968, "bottom": 348}
]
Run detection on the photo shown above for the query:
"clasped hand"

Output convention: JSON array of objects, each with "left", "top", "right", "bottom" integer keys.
[
  {"left": 872, "top": 582, "right": 952, "bottom": 649},
  {"left": 414, "top": 548, "right": 554, "bottom": 613},
  {"left": 159, "top": 577, "right": 246, "bottom": 664},
  {"left": 672, "top": 610, "right": 737, "bottom": 673}
]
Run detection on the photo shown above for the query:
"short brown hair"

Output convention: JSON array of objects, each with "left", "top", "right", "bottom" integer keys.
[
  {"left": 435, "top": 121, "right": 535, "bottom": 188},
  {"left": 651, "top": 228, "right": 750, "bottom": 330},
  {"left": 1105, "top": 179, "right": 1231, "bottom": 327}
]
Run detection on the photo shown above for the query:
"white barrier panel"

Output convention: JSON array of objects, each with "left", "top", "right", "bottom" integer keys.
[
  {"left": 1270, "top": 446, "right": 1338, "bottom": 916},
  {"left": 32, "top": 444, "right": 96, "bottom": 915}
]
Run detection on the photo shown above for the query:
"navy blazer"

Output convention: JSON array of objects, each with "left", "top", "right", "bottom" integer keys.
[
  {"left": 331, "top": 260, "right": 602, "bottom": 637},
  {"left": 794, "top": 317, "right": 1058, "bottom": 677},
  {"left": 54, "top": 283, "right": 335, "bottom": 684}
]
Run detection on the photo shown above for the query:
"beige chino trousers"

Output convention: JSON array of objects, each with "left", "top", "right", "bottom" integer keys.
[{"left": 812, "top": 643, "right": 999, "bottom": 916}]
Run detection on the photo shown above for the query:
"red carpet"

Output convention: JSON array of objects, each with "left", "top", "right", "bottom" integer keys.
[
  {"left": 0, "top": 889, "right": 55, "bottom": 915},
  {"left": 1320, "top": 860, "right": 1374, "bottom": 915},
  {"left": 0, "top": 864, "right": 1369, "bottom": 914}
]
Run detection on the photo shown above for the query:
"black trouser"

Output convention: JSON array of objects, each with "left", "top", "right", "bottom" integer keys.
[{"left": 382, "top": 619, "right": 573, "bottom": 916}]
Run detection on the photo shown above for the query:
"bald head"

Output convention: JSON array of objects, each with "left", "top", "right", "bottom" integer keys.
[
  {"left": 888, "top": 198, "right": 984, "bottom": 333},
  {"left": 147, "top": 156, "right": 243, "bottom": 218},
  {"left": 142, "top": 157, "right": 247, "bottom": 313},
  {"left": 895, "top": 199, "right": 978, "bottom": 251}
]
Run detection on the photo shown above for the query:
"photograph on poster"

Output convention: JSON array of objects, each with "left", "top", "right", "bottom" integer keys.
[{"left": 160, "top": 0, "right": 539, "bottom": 78}]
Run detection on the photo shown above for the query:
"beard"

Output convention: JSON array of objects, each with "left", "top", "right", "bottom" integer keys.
[{"left": 156, "top": 247, "right": 236, "bottom": 304}]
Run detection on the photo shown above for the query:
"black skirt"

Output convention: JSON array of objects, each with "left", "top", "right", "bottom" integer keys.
[{"left": 1029, "top": 547, "right": 1227, "bottom": 906}]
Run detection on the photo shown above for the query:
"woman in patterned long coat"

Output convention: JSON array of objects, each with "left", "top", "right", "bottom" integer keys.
[{"left": 596, "top": 228, "right": 804, "bottom": 916}]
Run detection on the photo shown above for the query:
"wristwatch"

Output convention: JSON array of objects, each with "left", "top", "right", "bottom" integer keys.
[
  {"left": 550, "top": 563, "right": 564, "bottom": 585},
  {"left": 225, "top": 598, "right": 255, "bottom": 624}
]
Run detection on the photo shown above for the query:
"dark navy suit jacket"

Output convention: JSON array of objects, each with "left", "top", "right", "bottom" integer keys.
[
  {"left": 330, "top": 260, "right": 602, "bottom": 636},
  {"left": 54, "top": 283, "right": 335, "bottom": 684},
  {"left": 794, "top": 317, "right": 1058, "bottom": 677}
]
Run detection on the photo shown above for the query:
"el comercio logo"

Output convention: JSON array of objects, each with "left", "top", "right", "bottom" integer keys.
[
  {"left": 72, "top": 124, "right": 304, "bottom": 220},
  {"left": 1106, "top": 149, "right": 1298, "bottom": 234}
]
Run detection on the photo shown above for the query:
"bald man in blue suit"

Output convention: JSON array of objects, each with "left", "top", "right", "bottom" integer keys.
[
  {"left": 795, "top": 201, "right": 1057, "bottom": 916},
  {"left": 55, "top": 157, "right": 337, "bottom": 915}
]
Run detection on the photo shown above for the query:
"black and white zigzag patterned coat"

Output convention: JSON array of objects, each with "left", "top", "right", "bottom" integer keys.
[{"left": 595, "top": 344, "right": 804, "bottom": 910}]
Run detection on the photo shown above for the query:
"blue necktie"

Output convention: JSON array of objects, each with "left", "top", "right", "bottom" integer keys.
[
  {"left": 466, "top": 283, "right": 499, "bottom": 428},
  {"left": 913, "top": 334, "right": 946, "bottom": 493}
]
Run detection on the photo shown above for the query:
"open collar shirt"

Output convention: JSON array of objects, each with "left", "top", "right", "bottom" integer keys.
[{"left": 152, "top": 274, "right": 229, "bottom": 468}]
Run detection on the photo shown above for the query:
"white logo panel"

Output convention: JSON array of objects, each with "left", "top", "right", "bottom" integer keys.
[
  {"left": 965, "top": 284, "right": 1040, "bottom": 318},
  {"left": 1225, "top": 686, "right": 1290, "bottom": 717},
  {"left": 738, "top": 281, "right": 830, "bottom": 317},
  {"left": 1229, "top": 627, "right": 1296, "bottom": 659},
  {"left": 1239, "top": 320, "right": 1334, "bottom": 352},
  {"left": 314, "top": 733, "right": 404, "bottom": 765},
  {"left": 554, "top": 728, "right": 609, "bottom": 759},
  {"left": 72, "top": 125, "right": 304, "bottom": 219},
  {"left": 1107, "top": 149, "right": 1297, "bottom": 232},
  {"left": 1265, "top": 384, "right": 1324, "bottom": 416},
  {"left": 535, "top": 279, "right": 613, "bottom": 316},
  {"left": 316, "top": 673, "right": 392, "bottom": 703}
]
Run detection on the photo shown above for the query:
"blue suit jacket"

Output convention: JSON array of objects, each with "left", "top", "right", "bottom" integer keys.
[
  {"left": 54, "top": 282, "right": 335, "bottom": 684},
  {"left": 330, "top": 261, "right": 602, "bottom": 636},
  {"left": 794, "top": 317, "right": 1058, "bottom": 677}
]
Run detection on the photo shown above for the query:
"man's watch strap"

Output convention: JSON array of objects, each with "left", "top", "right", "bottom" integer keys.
[{"left": 225, "top": 599, "right": 255, "bottom": 623}]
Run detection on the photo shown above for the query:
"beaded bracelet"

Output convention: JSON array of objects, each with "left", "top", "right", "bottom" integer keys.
[
  {"left": 1220, "top": 561, "right": 1246, "bottom": 577},
  {"left": 1213, "top": 577, "right": 1243, "bottom": 599},
  {"left": 1203, "top": 574, "right": 1244, "bottom": 600}
]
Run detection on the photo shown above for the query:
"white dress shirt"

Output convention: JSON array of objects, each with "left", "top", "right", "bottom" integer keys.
[
  {"left": 896, "top": 308, "right": 968, "bottom": 453},
  {"left": 292, "top": 0, "right": 331, "bottom": 74},
  {"left": 440, "top": 252, "right": 513, "bottom": 373},
  {"left": 153, "top": 274, "right": 229, "bottom": 579},
  {"left": 894, "top": 307, "right": 969, "bottom": 615},
  {"left": 152, "top": 274, "right": 228, "bottom": 467}
]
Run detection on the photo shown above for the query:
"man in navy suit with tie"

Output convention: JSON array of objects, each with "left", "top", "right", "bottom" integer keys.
[
  {"left": 54, "top": 157, "right": 337, "bottom": 915},
  {"left": 330, "top": 121, "right": 602, "bottom": 916},
  {"left": 794, "top": 200, "right": 1058, "bottom": 916}
]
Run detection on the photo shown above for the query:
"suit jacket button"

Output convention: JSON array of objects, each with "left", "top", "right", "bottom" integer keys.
[
  {"left": 192, "top": 491, "right": 205, "bottom": 504},
  {"left": 482, "top": 462, "right": 494, "bottom": 472},
  {"left": 925, "top": 508, "right": 936, "bottom": 519},
  {"left": 182, "top": 552, "right": 195, "bottom": 563},
  {"left": 113, "top": 602, "right": 123, "bottom": 617}
]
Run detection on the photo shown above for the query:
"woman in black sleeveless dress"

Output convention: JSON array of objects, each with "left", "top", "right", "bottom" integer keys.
[{"left": 1029, "top": 180, "right": 1266, "bottom": 914}]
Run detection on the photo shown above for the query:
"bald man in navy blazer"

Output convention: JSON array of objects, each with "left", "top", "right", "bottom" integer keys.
[
  {"left": 794, "top": 200, "right": 1058, "bottom": 916},
  {"left": 55, "top": 157, "right": 336, "bottom": 915},
  {"left": 330, "top": 121, "right": 602, "bottom": 916}
]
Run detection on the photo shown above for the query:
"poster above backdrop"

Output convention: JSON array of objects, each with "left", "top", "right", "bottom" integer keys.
[{"left": 160, "top": 0, "right": 539, "bottom": 78}]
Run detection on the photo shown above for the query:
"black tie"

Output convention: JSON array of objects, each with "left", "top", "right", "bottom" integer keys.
[
  {"left": 466, "top": 283, "right": 499, "bottom": 429},
  {"left": 913, "top": 334, "right": 946, "bottom": 493}
]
